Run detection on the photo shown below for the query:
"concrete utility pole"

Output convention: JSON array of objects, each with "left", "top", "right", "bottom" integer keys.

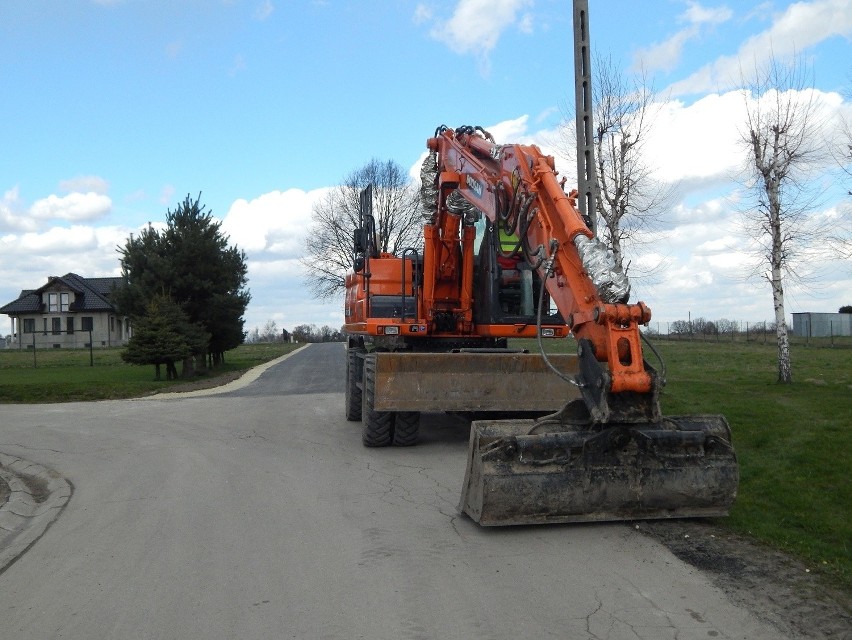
[{"left": 573, "top": 0, "right": 597, "bottom": 235}]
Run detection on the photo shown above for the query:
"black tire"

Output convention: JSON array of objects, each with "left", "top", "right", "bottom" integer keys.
[
  {"left": 362, "top": 355, "right": 394, "bottom": 447},
  {"left": 345, "top": 348, "right": 363, "bottom": 421},
  {"left": 392, "top": 412, "right": 419, "bottom": 447}
]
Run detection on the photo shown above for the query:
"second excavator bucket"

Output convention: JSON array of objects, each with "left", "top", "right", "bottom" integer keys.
[{"left": 459, "top": 402, "right": 738, "bottom": 526}]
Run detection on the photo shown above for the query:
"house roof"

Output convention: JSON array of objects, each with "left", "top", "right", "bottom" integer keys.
[{"left": 0, "top": 273, "right": 123, "bottom": 315}]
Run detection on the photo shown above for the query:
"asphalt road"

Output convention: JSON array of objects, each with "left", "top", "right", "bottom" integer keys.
[{"left": 0, "top": 342, "right": 786, "bottom": 639}]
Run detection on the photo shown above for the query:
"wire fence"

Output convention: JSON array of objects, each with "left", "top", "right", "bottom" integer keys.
[
  {"left": 645, "top": 319, "right": 852, "bottom": 349},
  {"left": 2, "top": 330, "right": 98, "bottom": 367}
]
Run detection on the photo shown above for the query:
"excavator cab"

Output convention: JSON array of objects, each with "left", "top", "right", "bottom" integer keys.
[{"left": 472, "top": 219, "right": 563, "bottom": 327}]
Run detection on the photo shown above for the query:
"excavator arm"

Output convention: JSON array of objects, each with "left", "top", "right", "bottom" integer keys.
[
  {"left": 432, "top": 126, "right": 740, "bottom": 525},
  {"left": 426, "top": 126, "right": 660, "bottom": 424}
]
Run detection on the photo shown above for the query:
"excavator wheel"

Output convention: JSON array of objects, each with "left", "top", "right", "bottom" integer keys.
[
  {"left": 345, "top": 348, "right": 364, "bottom": 421},
  {"left": 362, "top": 354, "right": 394, "bottom": 447},
  {"left": 392, "top": 412, "right": 419, "bottom": 446}
]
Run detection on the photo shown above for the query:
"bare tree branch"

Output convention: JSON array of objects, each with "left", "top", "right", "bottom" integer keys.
[
  {"left": 301, "top": 158, "right": 423, "bottom": 300},
  {"left": 561, "top": 54, "right": 673, "bottom": 283},
  {"left": 827, "top": 107, "right": 852, "bottom": 261}
]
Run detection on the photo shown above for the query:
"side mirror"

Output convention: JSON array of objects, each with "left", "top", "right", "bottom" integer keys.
[
  {"left": 353, "top": 256, "right": 365, "bottom": 272},
  {"left": 353, "top": 228, "right": 365, "bottom": 254}
]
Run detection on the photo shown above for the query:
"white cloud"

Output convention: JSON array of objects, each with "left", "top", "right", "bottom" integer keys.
[
  {"left": 634, "top": 1, "right": 732, "bottom": 73},
  {"left": 427, "top": 0, "right": 533, "bottom": 68},
  {"left": 159, "top": 185, "right": 176, "bottom": 205},
  {"left": 228, "top": 54, "right": 247, "bottom": 77},
  {"left": 517, "top": 12, "right": 533, "bottom": 35},
  {"left": 0, "top": 223, "right": 127, "bottom": 310},
  {"left": 220, "top": 189, "right": 336, "bottom": 331},
  {"left": 669, "top": 0, "right": 852, "bottom": 95},
  {"left": 18, "top": 226, "right": 99, "bottom": 253},
  {"left": 221, "top": 187, "right": 328, "bottom": 256},
  {"left": 643, "top": 92, "right": 746, "bottom": 185},
  {"left": 413, "top": 3, "right": 432, "bottom": 24},
  {"left": 254, "top": 0, "right": 274, "bottom": 21},
  {"left": 0, "top": 187, "right": 38, "bottom": 232},
  {"left": 682, "top": 1, "right": 733, "bottom": 26},
  {"left": 635, "top": 29, "right": 696, "bottom": 74},
  {"left": 58, "top": 175, "right": 110, "bottom": 195},
  {"left": 29, "top": 192, "right": 112, "bottom": 222}
]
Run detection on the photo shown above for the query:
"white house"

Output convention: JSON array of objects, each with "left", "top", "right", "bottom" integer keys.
[{"left": 1, "top": 273, "right": 132, "bottom": 349}]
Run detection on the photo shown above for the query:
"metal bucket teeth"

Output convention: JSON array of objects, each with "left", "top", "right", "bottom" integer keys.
[{"left": 459, "top": 416, "right": 738, "bottom": 526}]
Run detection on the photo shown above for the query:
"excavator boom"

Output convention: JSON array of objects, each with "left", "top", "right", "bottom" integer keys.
[{"left": 431, "top": 126, "right": 739, "bottom": 525}]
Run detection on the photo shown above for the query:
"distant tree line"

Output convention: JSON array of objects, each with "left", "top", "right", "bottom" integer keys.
[
  {"left": 645, "top": 306, "right": 852, "bottom": 340},
  {"left": 664, "top": 318, "right": 758, "bottom": 337},
  {"left": 244, "top": 320, "right": 344, "bottom": 344}
]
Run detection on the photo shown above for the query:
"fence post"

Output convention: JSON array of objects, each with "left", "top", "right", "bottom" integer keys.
[
  {"left": 32, "top": 332, "right": 36, "bottom": 368},
  {"left": 89, "top": 330, "right": 94, "bottom": 366}
]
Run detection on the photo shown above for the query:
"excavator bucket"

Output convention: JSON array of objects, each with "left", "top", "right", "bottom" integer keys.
[{"left": 459, "top": 404, "right": 738, "bottom": 526}]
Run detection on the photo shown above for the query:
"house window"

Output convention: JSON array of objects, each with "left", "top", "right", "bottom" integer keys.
[
  {"left": 60, "top": 292, "right": 70, "bottom": 312},
  {"left": 67, "top": 317, "right": 74, "bottom": 334},
  {"left": 52, "top": 318, "right": 61, "bottom": 335},
  {"left": 81, "top": 317, "right": 94, "bottom": 332},
  {"left": 23, "top": 319, "right": 35, "bottom": 333},
  {"left": 48, "top": 292, "right": 58, "bottom": 312}
]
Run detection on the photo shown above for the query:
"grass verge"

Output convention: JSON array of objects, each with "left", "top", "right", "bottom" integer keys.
[
  {"left": 0, "top": 342, "right": 303, "bottom": 403},
  {"left": 515, "top": 337, "right": 851, "bottom": 592}
]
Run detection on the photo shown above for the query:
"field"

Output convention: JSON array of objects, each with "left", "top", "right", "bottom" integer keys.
[
  {"left": 517, "top": 336, "right": 851, "bottom": 592},
  {"left": 0, "top": 342, "right": 301, "bottom": 403},
  {"left": 1, "top": 338, "right": 849, "bottom": 592}
]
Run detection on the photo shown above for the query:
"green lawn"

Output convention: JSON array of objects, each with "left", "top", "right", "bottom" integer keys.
[
  {"left": 658, "top": 340, "right": 850, "bottom": 591},
  {"left": 0, "top": 342, "right": 303, "bottom": 403},
  {"left": 516, "top": 336, "right": 851, "bottom": 591}
]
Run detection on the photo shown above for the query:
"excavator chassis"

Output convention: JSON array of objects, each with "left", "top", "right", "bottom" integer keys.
[
  {"left": 460, "top": 404, "right": 738, "bottom": 525},
  {"left": 366, "top": 351, "right": 581, "bottom": 413}
]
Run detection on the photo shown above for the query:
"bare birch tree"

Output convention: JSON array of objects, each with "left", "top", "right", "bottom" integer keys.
[
  {"left": 739, "top": 56, "right": 825, "bottom": 383},
  {"left": 302, "top": 158, "right": 423, "bottom": 299}
]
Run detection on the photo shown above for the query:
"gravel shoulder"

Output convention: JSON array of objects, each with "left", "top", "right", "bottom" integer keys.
[{"left": 640, "top": 519, "right": 851, "bottom": 639}]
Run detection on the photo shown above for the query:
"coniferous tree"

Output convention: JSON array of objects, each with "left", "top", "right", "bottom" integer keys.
[
  {"left": 121, "top": 297, "right": 204, "bottom": 380},
  {"left": 116, "top": 194, "right": 249, "bottom": 375}
]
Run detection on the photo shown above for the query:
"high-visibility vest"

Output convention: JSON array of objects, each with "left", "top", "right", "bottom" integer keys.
[{"left": 499, "top": 228, "right": 518, "bottom": 253}]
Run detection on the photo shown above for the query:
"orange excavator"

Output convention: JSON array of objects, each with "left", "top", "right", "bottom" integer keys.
[{"left": 342, "top": 2, "right": 737, "bottom": 525}]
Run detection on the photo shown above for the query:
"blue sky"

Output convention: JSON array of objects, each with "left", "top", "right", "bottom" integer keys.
[{"left": 1, "top": 0, "right": 850, "bottom": 336}]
